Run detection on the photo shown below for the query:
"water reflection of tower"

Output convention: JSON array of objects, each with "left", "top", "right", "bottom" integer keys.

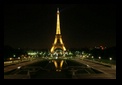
[{"left": 53, "top": 60, "right": 64, "bottom": 72}]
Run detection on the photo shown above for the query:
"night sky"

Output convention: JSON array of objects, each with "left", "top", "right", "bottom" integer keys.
[{"left": 4, "top": 4, "right": 116, "bottom": 50}]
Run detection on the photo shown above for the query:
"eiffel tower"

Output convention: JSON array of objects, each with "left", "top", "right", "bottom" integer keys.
[{"left": 50, "top": 8, "right": 66, "bottom": 53}]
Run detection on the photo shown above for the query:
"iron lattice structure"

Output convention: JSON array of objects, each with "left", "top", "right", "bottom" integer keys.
[{"left": 50, "top": 8, "right": 66, "bottom": 53}]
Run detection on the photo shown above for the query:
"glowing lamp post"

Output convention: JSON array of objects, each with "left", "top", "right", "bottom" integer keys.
[
  {"left": 98, "top": 56, "right": 101, "bottom": 62},
  {"left": 99, "top": 56, "right": 101, "bottom": 59},
  {"left": 10, "top": 58, "right": 14, "bottom": 63},
  {"left": 13, "top": 55, "right": 15, "bottom": 57},
  {"left": 92, "top": 56, "right": 94, "bottom": 61},
  {"left": 109, "top": 57, "right": 112, "bottom": 60},
  {"left": 13, "top": 55, "right": 16, "bottom": 63},
  {"left": 109, "top": 57, "right": 112, "bottom": 64}
]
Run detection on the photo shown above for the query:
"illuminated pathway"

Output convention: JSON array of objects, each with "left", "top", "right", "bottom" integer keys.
[
  {"left": 73, "top": 58, "right": 116, "bottom": 79},
  {"left": 4, "top": 58, "right": 42, "bottom": 73}
]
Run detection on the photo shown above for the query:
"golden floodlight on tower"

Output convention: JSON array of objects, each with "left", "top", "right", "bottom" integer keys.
[{"left": 50, "top": 8, "right": 66, "bottom": 53}]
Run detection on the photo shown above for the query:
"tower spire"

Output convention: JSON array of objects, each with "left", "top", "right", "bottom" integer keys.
[{"left": 56, "top": 8, "right": 61, "bottom": 34}]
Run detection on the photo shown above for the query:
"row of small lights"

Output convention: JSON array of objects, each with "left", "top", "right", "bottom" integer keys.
[{"left": 91, "top": 56, "right": 112, "bottom": 61}]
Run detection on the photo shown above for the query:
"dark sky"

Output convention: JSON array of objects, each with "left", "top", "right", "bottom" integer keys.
[{"left": 4, "top": 4, "right": 116, "bottom": 49}]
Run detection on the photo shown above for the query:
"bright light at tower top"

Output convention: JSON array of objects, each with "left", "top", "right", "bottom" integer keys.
[{"left": 57, "top": 8, "right": 59, "bottom": 13}]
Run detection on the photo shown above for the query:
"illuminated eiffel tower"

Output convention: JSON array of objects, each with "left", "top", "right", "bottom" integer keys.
[{"left": 50, "top": 8, "right": 66, "bottom": 53}]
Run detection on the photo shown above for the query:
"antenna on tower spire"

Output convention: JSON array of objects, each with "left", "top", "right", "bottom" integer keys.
[
  {"left": 57, "top": 8, "right": 59, "bottom": 14},
  {"left": 57, "top": 8, "right": 59, "bottom": 11}
]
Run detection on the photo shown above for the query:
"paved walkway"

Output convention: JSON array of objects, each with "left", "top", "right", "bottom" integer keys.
[
  {"left": 73, "top": 58, "right": 116, "bottom": 79},
  {"left": 4, "top": 59, "right": 42, "bottom": 73}
]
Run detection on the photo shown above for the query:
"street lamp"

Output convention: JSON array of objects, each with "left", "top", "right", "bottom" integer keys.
[
  {"left": 99, "top": 56, "right": 101, "bottom": 59},
  {"left": 109, "top": 57, "right": 112, "bottom": 64},
  {"left": 92, "top": 56, "right": 94, "bottom": 61},
  {"left": 92, "top": 56, "right": 94, "bottom": 58},
  {"left": 13, "top": 55, "right": 16, "bottom": 57},
  {"left": 98, "top": 56, "right": 101, "bottom": 62},
  {"left": 10, "top": 58, "right": 12, "bottom": 60},
  {"left": 109, "top": 57, "right": 112, "bottom": 61}
]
